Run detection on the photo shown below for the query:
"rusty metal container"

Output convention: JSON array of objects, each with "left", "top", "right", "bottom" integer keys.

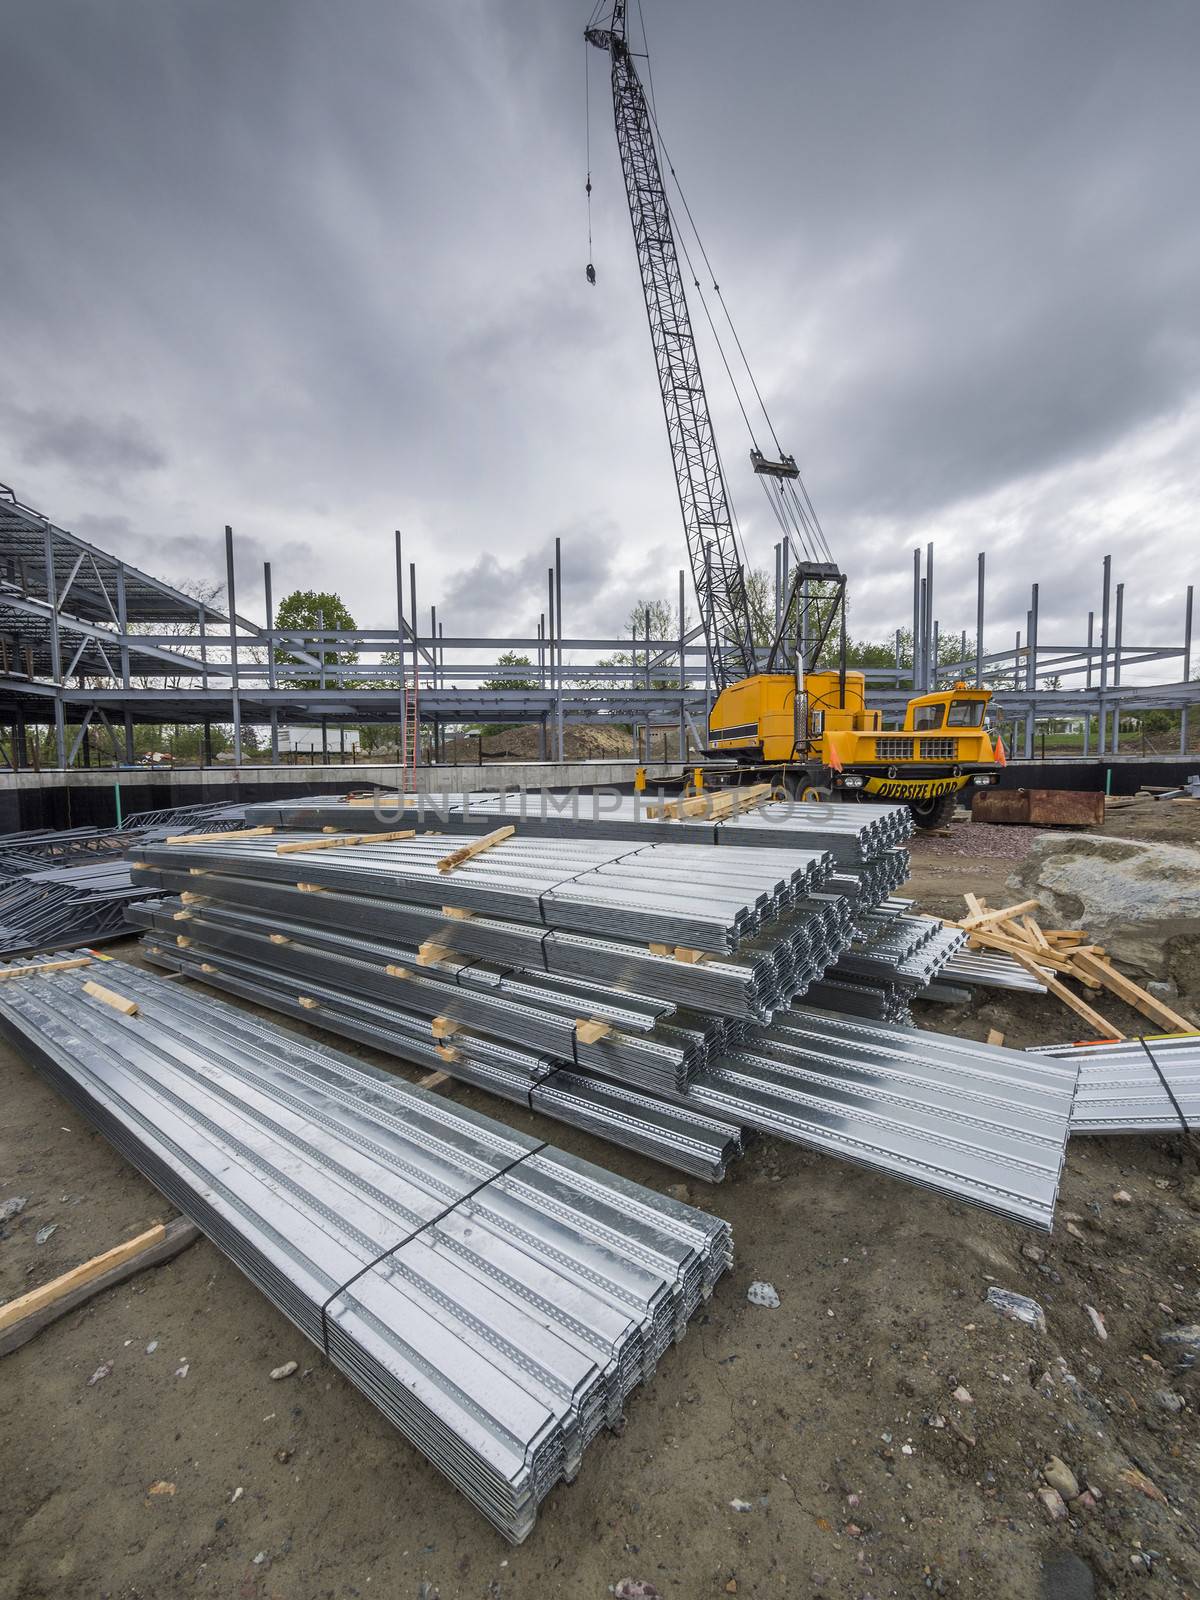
[{"left": 971, "top": 787, "right": 1104, "bottom": 827}]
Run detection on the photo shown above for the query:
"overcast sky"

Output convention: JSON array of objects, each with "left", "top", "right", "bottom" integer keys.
[{"left": 2, "top": 0, "right": 1198, "bottom": 671}]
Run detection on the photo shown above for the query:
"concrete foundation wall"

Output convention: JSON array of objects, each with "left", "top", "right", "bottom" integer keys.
[{"left": 0, "top": 754, "right": 1195, "bottom": 834}]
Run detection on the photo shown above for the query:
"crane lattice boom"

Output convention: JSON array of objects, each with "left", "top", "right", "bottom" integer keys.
[{"left": 586, "top": 2, "right": 757, "bottom": 688}]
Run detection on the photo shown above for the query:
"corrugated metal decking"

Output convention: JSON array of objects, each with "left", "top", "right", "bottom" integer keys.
[{"left": 0, "top": 959, "right": 731, "bottom": 1543}]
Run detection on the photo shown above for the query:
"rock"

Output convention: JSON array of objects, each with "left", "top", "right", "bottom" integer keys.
[
  {"left": 1037, "top": 1486, "right": 1068, "bottom": 1521},
  {"left": 986, "top": 1286, "right": 1046, "bottom": 1331},
  {"left": 1071, "top": 1490, "right": 1099, "bottom": 1512},
  {"left": 0, "top": 1195, "right": 28, "bottom": 1223},
  {"left": 1111, "top": 1189, "right": 1132, "bottom": 1205},
  {"left": 613, "top": 1582, "right": 660, "bottom": 1599},
  {"left": 746, "top": 1281, "right": 780, "bottom": 1308},
  {"left": 1158, "top": 1324, "right": 1200, "bottom": 1352},
  {"left": 1146, "top": 978, "right": 1179, "bottom": 1002},
  {"left": 952, "top": 1386, "right": 974, "bottom": 1404},
  {"left": 270, "top": 1360, "right": 299, "bottom": 1381},
  {"left": 1021, "top": 1242, "right": 1045, "bottom": 1263},
  {"left": 252, "top": 1551, "right": 268, "bottom": 1566},
  {"left": 1084, "top": 1305, "right": 1107, "bottom": 1341},
  {"left": 725, "top": 1582, "right": 738, "bottom": 1595},
  {"left": 87, "top": 1361, "right": 113, "bottom": 1386},
  {"left": 1154, "top": 1389, "right": 1184, "bottom": 1413},
  {"left": 1042, "top": 1455, "right": 1080, "bottom": 1499},
  {"left": 665, "top": 1183, "right": 691, "bottom": 1204},
  {"left": 230, "top": 1486, "right": 244, "bottom": 1502},
  {"left": 417, "top": 1583, "right": 439, "bottom": 1600},
  {"left": 729, "top": 1498, "right": 753, "bottom": 1513},
  {"left": 1118, "top": 1466, "right": 1167, "bottom": 1504},
  {"left": 145, "top": 1340, "right": 158, "bottom": 1354},
  {"left": 1040, "top": 1550, "right": 1096, "bottom": 1600},
  {"left": 147, "top": 1480, "right": 176, "bottom": 1496},
  {"left": 175, "top": 1362, "right": 189, "bottom": 1378},
  {"left": 275, "top": 1448, "right": 293, "bottom": 1464},
  {"left": 35, "top": 1224, "right": 57, "bottom": 1245},
  {"left": 1065, "top": 1222, "right": 1087, "bottom": 1241},
  {"left": 1007, "top": 834, "right": 1200, "bottom": 980}
]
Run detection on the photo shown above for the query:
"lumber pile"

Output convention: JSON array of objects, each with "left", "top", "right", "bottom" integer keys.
[{"left": 942, "top": 894, "right": 1200, "bottom": 1040}]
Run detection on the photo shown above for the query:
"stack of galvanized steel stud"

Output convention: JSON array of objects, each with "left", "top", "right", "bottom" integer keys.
[
  {"left": 121, "top": 807, "right": 1077, "bottom": 1227},
  {"left": 0, "top": 957, "right": 730, "bottom": 1541}
]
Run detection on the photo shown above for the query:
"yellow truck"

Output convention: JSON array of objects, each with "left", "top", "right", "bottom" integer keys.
[{"left": 708, "top": 672, "right": 999, "bottom": 828}]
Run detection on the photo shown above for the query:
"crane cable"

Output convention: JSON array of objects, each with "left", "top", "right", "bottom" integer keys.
[{"left": 584, "top": 41, "right": 595, "bottom": 280}]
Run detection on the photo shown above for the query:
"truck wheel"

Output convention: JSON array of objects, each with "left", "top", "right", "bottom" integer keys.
[
  {"left": 800, "top": 785, "right": 834, "bottom": 804},
  {"left": 910, "top": 791, "right": 958, "bottom": 829}
]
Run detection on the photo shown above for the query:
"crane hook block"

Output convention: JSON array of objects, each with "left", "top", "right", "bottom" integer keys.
[{"left": 586, "top": 263, "right": 597, "bottom": 285}]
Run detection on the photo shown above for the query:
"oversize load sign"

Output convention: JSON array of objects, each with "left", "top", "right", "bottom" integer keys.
[{"left": 861, "top": 774, "right": 968, "bottom": 801}]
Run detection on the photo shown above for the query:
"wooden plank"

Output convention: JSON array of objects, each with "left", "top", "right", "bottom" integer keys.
[
  {"left": 1021, "top": 915, "right": 1050, "bottom": 951},
  {"left": 171, "top": 910, "right": 192, "bottom": 922},
  {"left": 296, "top": 883, "right": 329, "bottom": 894},
  {"left": 430, "top": 1015, "right": 461, "bottom": 1040},
  {"left": 417, "top": 942, "right": 450, "bottom": 967},
  {"left": 0, "top": 1222, "right": 166, "bottom": 1333},
  {"left": 275, "top": 829, "right": 415, "bottom": 855},
  {"left": 417, "top": 1070, "right": 451, "bottom": 1091},
  {"left": 179, "top": 892, "right": 209, "bottom": 905},
  {"left": 268, "top": 934, "right": 290, "bottom": 945},
  {"left": 82, "top": 980, "right": 139, "bottom": 1016},
  {"left": 166, "top": 826, "right": 275, "bottom": 845},
  {"left": 0, "top": 1218, "right": 201, "bottom": 1356},
  {"left": 648, "top": 942, "right": 673, "bottom": 957},
  {"left": 673, "top": 946, "right": 708, "bottom": 964},
  {"left": 963, "top": 893, "right": 987, "bottom": 918},
  {"left": 199, "top": 963, "right": 218, "bottom": 974},
  {"left": 175, "top": 935, "right": 192, "bottom": 948},
  {"left": 1008, "top": 950, "right": 1125, "bottom": 1038},
  {"left": 963, "top": 927, "right": 1096, "bottom": 981},
  {"left": 0, "top": 957, "right": 93, "bottom": 982},
  {"left": 574, "top": 1018, "right": 613, "bottom": 1045},
  {"left": 441, "top": 906, "right": 474, "bottom": 921},
  {"left": 297, "top": 996, "right": 320, "bottom": 1011},
  {"left": 986, "top": 1027, "right": 1005, "bottom": 1046},
  {"left": 385, "top": 963, "right": 412, "bottom": 979},
  {"left": 1070, "top": 952, "right": 1200, "bottom": 1034},
  {"left": 958, "top": 898, "right": 1040, "bottom": 931},
  {"left": 435, "top": 1044, "right": 461, "bottom": 1063},
  {"left": 436, "top": 825, "right": 515, "bottom": 873}
]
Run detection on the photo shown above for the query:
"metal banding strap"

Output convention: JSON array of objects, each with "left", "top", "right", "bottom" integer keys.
[
  {"left": 318, "top": 1140, "right": 549, "bottom": 1358},
  {"left": 1136, "top": 1034, "right": 1200, "bottom": 1151}
]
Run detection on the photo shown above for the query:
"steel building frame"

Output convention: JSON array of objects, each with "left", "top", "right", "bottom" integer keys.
[{"left": 1, "top": 483, "right": 1196, "bottom": 770}]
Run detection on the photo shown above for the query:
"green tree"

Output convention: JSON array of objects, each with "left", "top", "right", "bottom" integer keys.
[
  {"left": 484, "top": 651, "right": 537, "bottom": 692},
  {"left": 273, "top": 590, "right": 359, "bottom": 691}
]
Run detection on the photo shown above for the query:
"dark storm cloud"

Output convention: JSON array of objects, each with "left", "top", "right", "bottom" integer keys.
[
  {"left": 1, "top": 0, "right": 1197, "bottom": 663},
  {"left": 1, "top": 405, "right": 166, "bottom": 483}
]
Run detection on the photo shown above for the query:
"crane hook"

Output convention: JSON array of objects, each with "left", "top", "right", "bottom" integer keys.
[{"left": 586, "top": 263, "right": 596, "bottom": 285}]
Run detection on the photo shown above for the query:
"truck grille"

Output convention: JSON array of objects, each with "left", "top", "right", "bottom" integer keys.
[
  {"left": 875, "top": 737, "right": 914, "bottom": 761},
  {"left": 920, "top": 738, "right": 957, "bottom": 760}
]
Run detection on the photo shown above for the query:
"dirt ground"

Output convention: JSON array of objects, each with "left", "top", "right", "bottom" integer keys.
[{"left": 1, "top": 805, "right": 1198, "bottom": 1600}]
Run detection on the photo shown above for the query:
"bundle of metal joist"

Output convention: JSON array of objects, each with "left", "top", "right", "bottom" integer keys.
[
  {"left": 0, "top": 957, "right": 731, "bottom": 1542},
  {"left": 127, "top": 832, "right": 832, "bottom": 955},
  {"left": 690, "top": 1008, "right": 1079, "bottom": 1229},
  {"left": 801, "top": 975, "right": 915, "bottom": 1025},
  {"left": 0, "top": 860, "right": 149, "bottom": 956},
  {"left": 243, "top": 790, "right": 914, "bottom": 866},
  {"left": 0, "top": 825, "right": 121, "bottom": 875},
  {"left": 139, "top": 934, "right": 746, "bottom": 1180},
  {"left": 1028, "top": 1035, "right": 1200, "bottom": 1133},
  {"left": 830, "top": 912, "right": 967, "bottom": 987},
  {"left": 138, "top": 927, "right": 1075, "bottom": 1227}
]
